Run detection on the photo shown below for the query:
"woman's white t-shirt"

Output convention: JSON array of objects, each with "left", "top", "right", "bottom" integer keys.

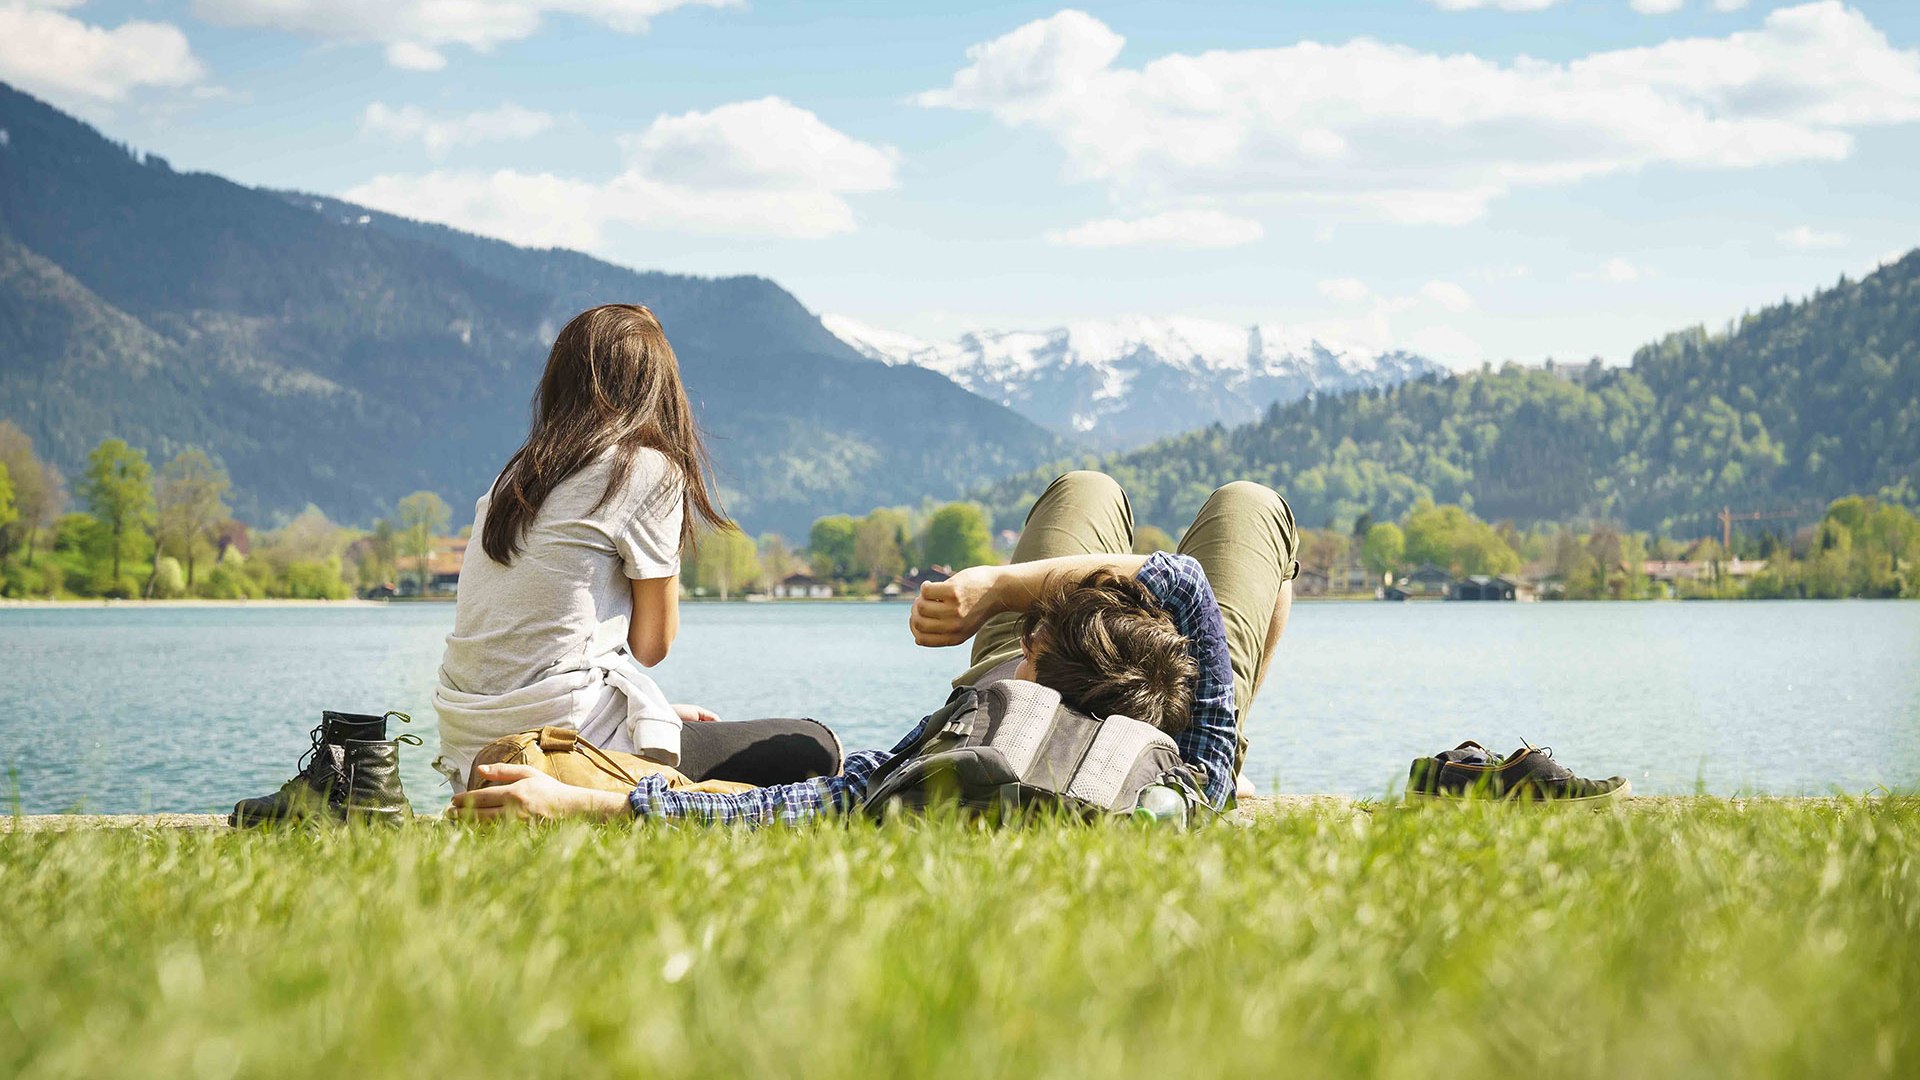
[{"left": 436, "top": 448, "right": 683, "bottom": 762}]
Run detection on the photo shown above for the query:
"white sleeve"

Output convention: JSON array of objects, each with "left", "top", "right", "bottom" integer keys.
[{"left": 615, "top": 461, "right": 684, "bottom": 580}]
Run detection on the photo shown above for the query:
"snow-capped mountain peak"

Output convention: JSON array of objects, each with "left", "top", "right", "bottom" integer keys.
[{"left": 824, "top": 313, "right": 1443, "bottom": 449}]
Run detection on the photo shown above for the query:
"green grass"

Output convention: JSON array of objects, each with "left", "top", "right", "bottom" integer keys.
[{"left": 4, "top": 801, "right": 1917, "bottom": 1079}]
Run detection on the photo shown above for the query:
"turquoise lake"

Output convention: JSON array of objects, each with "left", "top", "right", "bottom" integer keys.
[{"left": 2, "top": 600, "right": 1916, "bottom": 814}]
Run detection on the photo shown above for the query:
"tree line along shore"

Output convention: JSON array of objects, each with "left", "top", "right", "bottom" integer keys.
[{"left": 2, "top": 424, "right": 1914, "bottom": 603}]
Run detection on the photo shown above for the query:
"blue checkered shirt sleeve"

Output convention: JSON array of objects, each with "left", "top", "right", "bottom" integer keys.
[{"left": 1135, "top": 551, "right": 1238, "bottom": 810}]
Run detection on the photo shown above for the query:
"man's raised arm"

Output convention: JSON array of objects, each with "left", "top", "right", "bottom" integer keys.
[{"left": 909, "top": 554, "right": 1150, "bottom": 647}]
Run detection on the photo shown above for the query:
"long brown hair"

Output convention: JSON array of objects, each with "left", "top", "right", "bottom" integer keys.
[{"left": 482, "top": 304, "right": 729, "bottom": 565}]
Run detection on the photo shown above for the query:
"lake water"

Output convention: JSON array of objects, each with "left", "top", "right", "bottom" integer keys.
[{"left": 2, "top": 600, "right": 1916, "bottom": 814}]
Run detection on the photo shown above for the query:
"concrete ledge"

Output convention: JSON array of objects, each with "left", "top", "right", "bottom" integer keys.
[{"left": 4, "top": 813, "right": 234, "bottom": 832}]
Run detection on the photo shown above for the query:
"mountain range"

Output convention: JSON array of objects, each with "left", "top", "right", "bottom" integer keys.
[
  {"left": 825, "top": 314, "right": 1443, "bottom": 449},
  {"left": 0, "top": 82, "right": 1063, "bottom": 537},
  {"left": 979, "top": 253, "right": 1920, "bottom": 538}
]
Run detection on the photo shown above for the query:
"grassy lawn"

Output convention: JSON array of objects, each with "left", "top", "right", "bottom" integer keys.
[{"left": 4, "top": 800, "right": 1916, "bottom": 1078}]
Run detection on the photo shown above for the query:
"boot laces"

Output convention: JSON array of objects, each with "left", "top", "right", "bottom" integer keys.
[{"left": 294, "top": 719, "right": 331, "bottom": 779}]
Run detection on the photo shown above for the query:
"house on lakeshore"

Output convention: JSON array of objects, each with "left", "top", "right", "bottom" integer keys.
[
  {"left": 1384, "top": 563, "right": 1453, "bottom": 600},
  {"left": 1449, "top": 575, "right": 1535, "bottom": 602},
  {"left": 1294, "top": 561, "right": 1377, "bottom": 598},
  {"left": 397, "top": 537, "right": 465, "bottom": 597},
  {"left": 1329, "top": 563, "right": 1375, "bottom": 594},
  {"left": 885, "top": 566, "right": 953, "bottom": 600},
  {"left": 1643, "top": 558, "right": 1769, "bottom": 587},
  {"left": 773, "top": 573, "right": 833, "bottom": 599}
]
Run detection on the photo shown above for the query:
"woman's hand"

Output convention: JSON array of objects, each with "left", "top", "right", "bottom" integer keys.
[
  {"left": 910, "top": 565, "right": 1003, "bottom": 647},
  {"left": 672, "top": 703, "right": 719, "bottom": 723},
  {"left": 446, "top": 764, "right": 631, "bottom": 822}
]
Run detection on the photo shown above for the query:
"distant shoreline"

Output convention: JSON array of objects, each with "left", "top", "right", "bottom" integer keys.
[{"left": 0, "top": 598, "right": 401, "bottom": 609}]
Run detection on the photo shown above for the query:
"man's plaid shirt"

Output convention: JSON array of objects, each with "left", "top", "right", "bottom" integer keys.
[{"left": 626, "top": 551, "right": 1239, "bottom": 824}]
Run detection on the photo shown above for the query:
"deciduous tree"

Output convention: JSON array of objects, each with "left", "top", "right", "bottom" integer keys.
[
  {"left": 1132, "top": 525, "right": 1175, "bottom": 555},
  {"left": 689, "top": 527, "right": 761, "bottom": 599},
  {"left": 758, "top": 533, "right": 794, "bottom": 586},
  {"left": 807, "top": 515, "right": 857, "bottom": 580},
  {"left": 1361, "top": 522, "right": 1405, "bottom": 578},
  {"left": 154, "top": 448, "right": 231, "bottom": 590},
  {"left": 0, "top": 463, "right": 17, "bottom": 539},
  {"left": 921, "top": 503, "right": 994, "bottom": 570},
  {"left": 0, "top": 422, "right": 61, "bottom": 565},
  {"left": 396, "top": 491, "right": 452, "bottom": 596},
  {"left": 854, "top": 509, "right": 910, "bottom": 582},
  {"left": 82, "top": 438, "right": 154, "bottom": 585}
]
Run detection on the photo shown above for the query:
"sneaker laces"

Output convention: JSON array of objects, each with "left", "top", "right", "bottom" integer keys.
[{"left": 1513, "top": 740, "right": 1577, "bottom": 782}]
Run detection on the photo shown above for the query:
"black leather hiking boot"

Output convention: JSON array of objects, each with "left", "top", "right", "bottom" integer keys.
[
  {"left": 1408, "top": 740, "right": 1630, "bottom": 804},
  {"left": 230, "top": 711, "right": 418, "bottom": 827}
]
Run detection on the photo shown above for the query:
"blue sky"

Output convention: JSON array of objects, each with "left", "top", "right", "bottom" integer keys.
[{"left": 4, "top": 0, "right": 1917, "bottom": 366}]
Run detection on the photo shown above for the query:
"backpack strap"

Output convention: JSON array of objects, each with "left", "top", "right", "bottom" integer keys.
[{"left": 861, "top": 686, "right": 979, "bottom": 797}]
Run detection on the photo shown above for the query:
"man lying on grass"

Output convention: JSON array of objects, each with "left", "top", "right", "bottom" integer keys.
[{"left": 449, "top": 472, "right": 1300, "bottom": 824}]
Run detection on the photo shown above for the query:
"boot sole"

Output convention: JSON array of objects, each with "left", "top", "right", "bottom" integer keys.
[
  {"left": 228, "top": 805, "right": 413, "bottom": 828},
  {"left": 1406, "top": 779, "right": 1632, "bottom": 806}
]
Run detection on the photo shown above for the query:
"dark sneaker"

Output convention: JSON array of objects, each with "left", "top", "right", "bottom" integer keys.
[
  {"left": 1408, "top": 740, "right": 1630, "bottom": 804},
  {"left": 230, "top": 711, "right": 418, "bottom": 827}
]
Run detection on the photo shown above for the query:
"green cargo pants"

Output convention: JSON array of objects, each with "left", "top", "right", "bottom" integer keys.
[{"left": 953, "top": 471, "right": 1300, "bottom": 773}]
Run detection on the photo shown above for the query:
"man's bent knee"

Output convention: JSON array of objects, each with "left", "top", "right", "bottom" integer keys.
[
  {"left": 1028, "top": 470, "right": 1128, "bottom": 523},
  {"left": 1200, "top": 481, "right": 1300, "bottom": 571},
  {"left": 1044, "top": 470, "right": 1125, "bottom": 502},
  {"left": 1209, "top": 481, "right": 1295, "bottom": 532}
]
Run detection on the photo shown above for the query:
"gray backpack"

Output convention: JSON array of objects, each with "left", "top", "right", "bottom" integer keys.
[{"left": 860, "top": 679, "right": 1207, "bottom": 823}]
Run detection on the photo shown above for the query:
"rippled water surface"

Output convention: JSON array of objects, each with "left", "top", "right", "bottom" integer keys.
[{"left": 2, "top": 600, "right": 1916, "bottom": 813}]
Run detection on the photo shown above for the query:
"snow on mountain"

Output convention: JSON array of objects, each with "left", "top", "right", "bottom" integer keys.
[{"left": 822, "top": 314, "right": 1445, "bottom": 449}]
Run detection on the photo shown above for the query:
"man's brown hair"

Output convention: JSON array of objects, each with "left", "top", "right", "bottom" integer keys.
[{"left": 1019, "top": 569, "right": 1197, "bottom": 733}]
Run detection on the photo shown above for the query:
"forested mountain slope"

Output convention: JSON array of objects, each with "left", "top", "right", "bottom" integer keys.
[
  {"left": 981, "top": 254, "right": 1920, "bottom": 537},
  {"left": 0, "top": 83, "right": 1063, "bottom": 535}
]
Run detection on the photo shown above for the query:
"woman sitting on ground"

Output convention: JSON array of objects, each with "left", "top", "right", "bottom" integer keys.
[{"left": 433, "top": 303, "right": 838, "bottom": 793}]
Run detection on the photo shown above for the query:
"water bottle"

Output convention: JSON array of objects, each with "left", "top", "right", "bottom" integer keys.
[{"left": 1131, "top": 783, "right": 1189, "bottom": 828}]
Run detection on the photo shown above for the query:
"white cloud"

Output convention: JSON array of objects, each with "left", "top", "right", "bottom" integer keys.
[
  {"left": 1597, "top": 257, "right": 1644, "bottom": 282},
  {"left": 1418, "top": 280, "right": 1475, "bottom": 313},
  {"left": 621, "top": 96, "right": 898, "bottom": 194},
  {"left": 1427, "top": 0, "right": 1561, "bottom": 9},
  {"left": 344, "top": 97, "right": 896, "bottom": 245},
  {"left": 1713, "top": 0, "right": 1749, "bottom": 10},
  {"left": 1044, "top": 209, "right": 1262, "bottom": 248},
  {"left": 1403, "top": 325, "right": 1486, "bottom": 365},
  {"left": 1777, "top": 224, "right": 1848, "bottom": 249},
  {"left": 0, "top": 4, "right": 205, "bottom": 106},
  {"left": 917, "top": 4, "right": 1920, "bottom": 228},
  {"left": 1317, "top": 277, "right": 1371, "bottom": 303},
  {"left": 1631, "top": 0, "right": 1685, "bottom": 14},
  {"left": 1317, "top": 277, "right": 1475, "bottom": 313},
  {"left": 192, "top": 0, "right": 735, "bottom": 69},
  {"left": 384, "top": 42, "right": 446, "bottom": 71},
  {"left": 1301, "top": 278, "right": 1481, "bottom": 366},
  {"left": 362, "top": 102, "right": 556, "bottom": 157}
]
